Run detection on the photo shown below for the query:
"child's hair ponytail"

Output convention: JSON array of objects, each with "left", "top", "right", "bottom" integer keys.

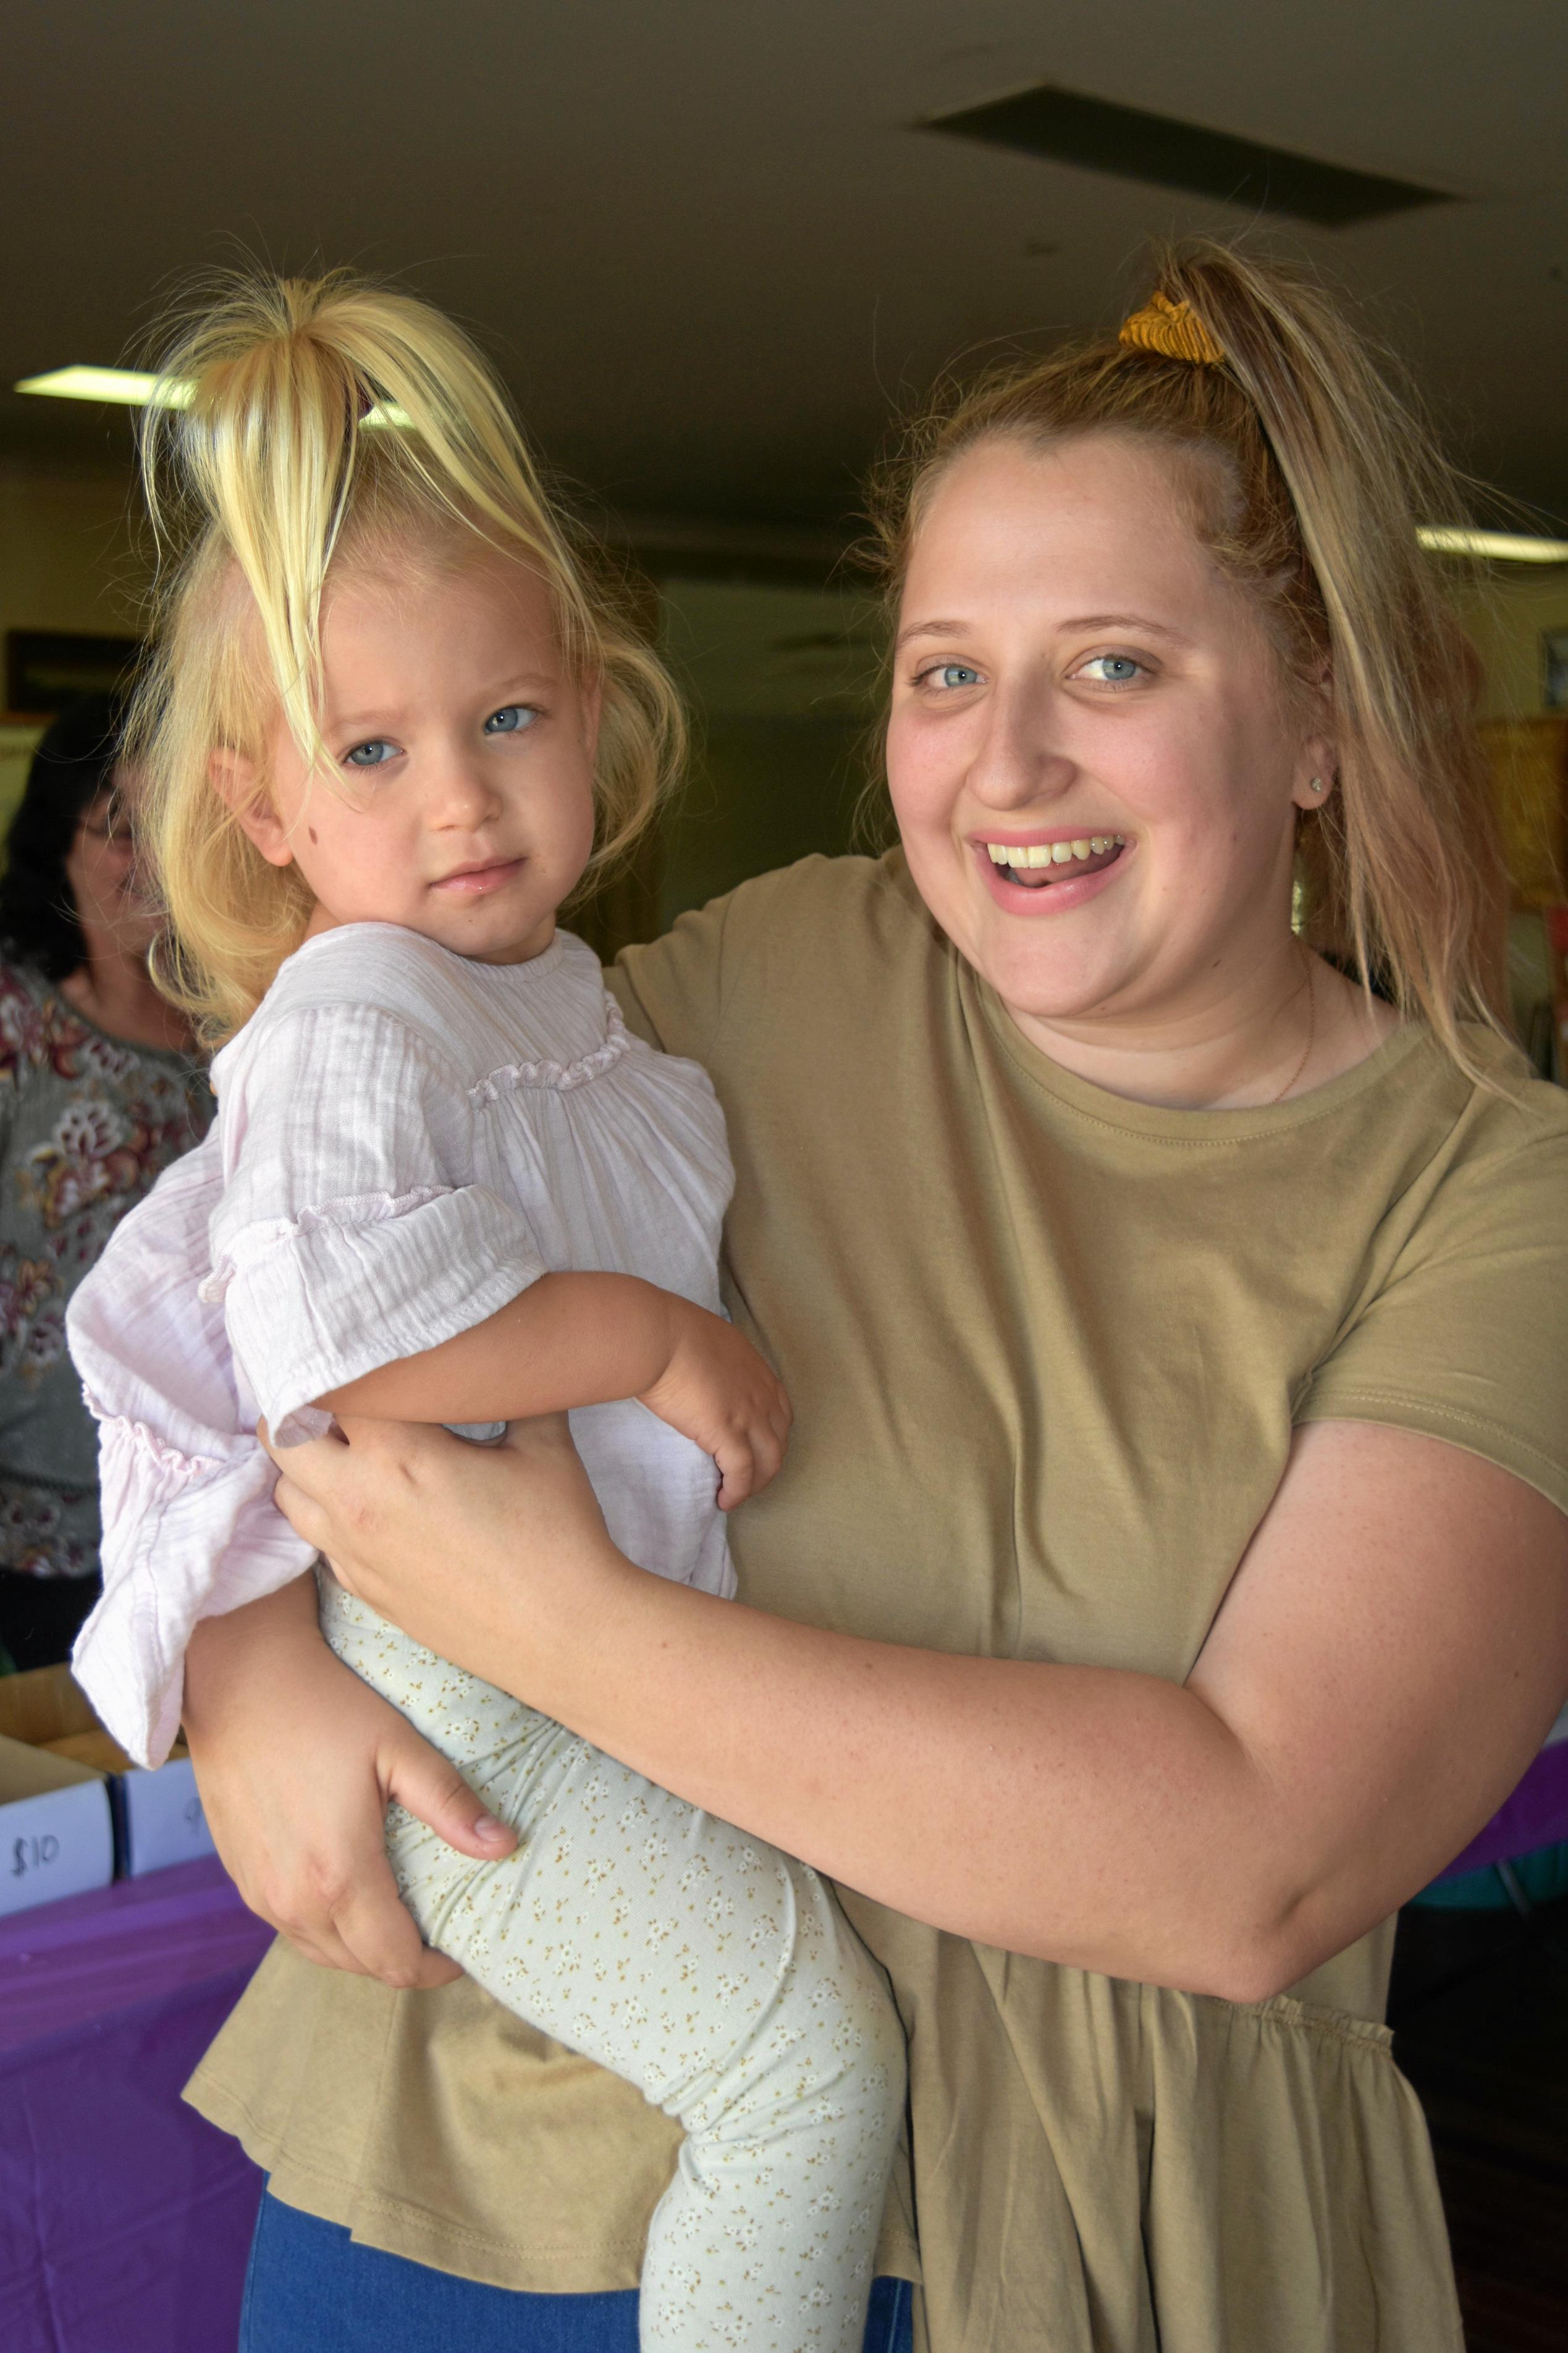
[
  {"left": 869, "top": 239, "right": 1507, "bottom": 1075},
  {"left": 133, "top": 272, "right": 683, "bottom": 1043}
]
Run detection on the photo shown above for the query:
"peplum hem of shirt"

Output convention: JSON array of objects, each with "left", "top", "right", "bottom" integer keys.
[{"left": 183, "top": 1924, "right": 1459, "bottom": 2347}]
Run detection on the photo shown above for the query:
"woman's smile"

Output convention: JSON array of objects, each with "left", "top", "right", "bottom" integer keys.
[{"left": 974, "top": 830, "right": 1129, "bottom": 913}]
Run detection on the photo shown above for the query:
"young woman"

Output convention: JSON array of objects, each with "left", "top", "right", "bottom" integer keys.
[{"left": 174, "top": 245, "right": 1568, "bottom": 2351}]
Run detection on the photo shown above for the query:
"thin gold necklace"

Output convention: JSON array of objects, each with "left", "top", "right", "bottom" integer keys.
[{"left": 1267, "top": 945, "right": 1316, "bottom": 1106}]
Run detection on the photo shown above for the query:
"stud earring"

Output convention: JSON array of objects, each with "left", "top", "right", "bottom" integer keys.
[{"left": 1308, "top": 777, "right": 1325, "bottom": 795}]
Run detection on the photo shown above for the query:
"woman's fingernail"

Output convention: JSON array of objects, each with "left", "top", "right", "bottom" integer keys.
[{"left": 474, "top": 1812, "right": 509, "bottom": 1845}]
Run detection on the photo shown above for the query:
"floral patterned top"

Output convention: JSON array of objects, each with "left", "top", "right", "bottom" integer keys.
[{"left": 0, "top": 961, "right": 211, "bottom": 1579}]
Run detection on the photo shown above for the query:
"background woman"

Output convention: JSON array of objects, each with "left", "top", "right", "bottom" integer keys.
[
  {"left": 177, "top": 246, "right": 1568, "bottom": 2352},
  {"left": 0, "top": 699, "right": 209, "bottom": 1670}
]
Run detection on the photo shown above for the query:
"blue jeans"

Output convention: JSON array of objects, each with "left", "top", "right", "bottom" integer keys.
[{"left": 240, "top": 2189, "right": 916, "bottom": 2352}]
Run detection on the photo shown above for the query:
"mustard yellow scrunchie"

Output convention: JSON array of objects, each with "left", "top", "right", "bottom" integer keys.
[{"left": 1118, "top": 291, "right": 1226, "bottom": 368}]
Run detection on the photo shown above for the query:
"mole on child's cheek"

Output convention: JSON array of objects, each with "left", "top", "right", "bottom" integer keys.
[{"left": 308, "top": 827, "right": 319, "bottom": 845}]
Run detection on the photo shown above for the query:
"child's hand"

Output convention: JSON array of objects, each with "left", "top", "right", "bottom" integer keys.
[{"left": 638, "top": 1302, "right": 792, "bottom": 1508}]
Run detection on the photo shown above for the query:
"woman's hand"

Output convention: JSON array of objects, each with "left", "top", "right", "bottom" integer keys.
[
  {"left": 182, "top": 1572, "right": 516, "bottom": 1987},
  {"left": 264, "top": 1412, "right": 631, "bottom": 1702}
]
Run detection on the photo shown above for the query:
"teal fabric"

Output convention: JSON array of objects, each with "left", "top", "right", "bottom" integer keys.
[{"left": 1409, "top": 1839, "right": 1568, "bottom": 1910}]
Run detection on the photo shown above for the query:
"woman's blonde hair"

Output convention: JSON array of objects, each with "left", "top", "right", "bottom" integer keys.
[
  {"left": 131, "top": 270, "right": 683, "bottom": 1043},
  {"left": 866, "top": 240, "right": 1507, "bottom": 1072}
]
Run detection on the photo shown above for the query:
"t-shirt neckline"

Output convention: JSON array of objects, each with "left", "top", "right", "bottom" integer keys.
[
  {"left": 972, "top": 969, "right": 1431, "bottom": 1138},
  {"left": 874, "top": 843, "right": 1436, "bottom": 1135}
]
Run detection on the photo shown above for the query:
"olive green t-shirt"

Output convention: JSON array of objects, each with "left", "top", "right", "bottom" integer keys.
[{"left": 188, "top": 852, "right": 1568, "bottom": 2352}]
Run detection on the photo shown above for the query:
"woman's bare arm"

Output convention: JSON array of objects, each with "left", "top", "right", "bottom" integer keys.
[
  {"left": 269, "top": 1413, "right": 1568, "bottom": 2003},
  {"left": 182, "top": 1574, "right": 516, "bottom": 1985}
]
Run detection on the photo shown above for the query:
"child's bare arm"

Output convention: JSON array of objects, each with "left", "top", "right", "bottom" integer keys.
[{"left": 318, "top": 1272, "right": 791, "bottom": 1507}]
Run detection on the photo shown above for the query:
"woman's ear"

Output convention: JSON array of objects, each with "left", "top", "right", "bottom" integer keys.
[
  {"left": 210, "top": 750, "right": 294, "bottom": 869},
  {"left": 1291, "top": 748, "right": 1338, "bottom": 814},
  {"left": 1291, "top": 672, "right": 1337, "bottom": 813}
]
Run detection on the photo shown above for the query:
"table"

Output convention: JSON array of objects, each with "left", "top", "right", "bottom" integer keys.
[
  {"left": 1, "top": 1751, "right": 1562, "bottom": 2353},
  {"left": 0, "top": 1856, "right": 273, "bottom": 2353},
  {"left": 1433, "top": 1731, "right": 1568, "bottom": 1882}
]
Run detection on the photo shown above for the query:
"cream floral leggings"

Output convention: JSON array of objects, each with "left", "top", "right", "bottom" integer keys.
[{"left": 319, "top": 1571, "right": 906, "bottom": 2353}]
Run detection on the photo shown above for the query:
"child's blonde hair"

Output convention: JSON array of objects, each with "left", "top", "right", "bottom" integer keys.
[
  {"left": 866, "top": 240, "right": 1508, "bottom": 1074},
  {"left": 131, "top": 270, "right": 683, "bottom": 1043}
]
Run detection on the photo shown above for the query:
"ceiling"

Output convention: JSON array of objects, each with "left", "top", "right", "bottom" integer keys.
[{"left": 6, "top": 0, "right": 1567, "bottom": 549}]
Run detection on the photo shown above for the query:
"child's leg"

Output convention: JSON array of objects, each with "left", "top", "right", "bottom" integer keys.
[{"left": 321, "top": 1578, "right": 905, "bottom": 2353}]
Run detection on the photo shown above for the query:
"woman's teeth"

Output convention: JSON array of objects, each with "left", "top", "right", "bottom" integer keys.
[{"left": 985, "top": 835, "right": 1124, "bottom": 869}]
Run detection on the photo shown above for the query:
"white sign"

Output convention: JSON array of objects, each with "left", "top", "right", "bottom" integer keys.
[
  {"left": 119, "top": 1756, "right": 217, "bottom": 1877},
  {"left": 0, "top": 1780, "right": 115, "bottom": 1917}
]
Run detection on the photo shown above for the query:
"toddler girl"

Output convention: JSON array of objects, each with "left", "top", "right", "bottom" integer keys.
[{"left": 66, "top": 274, "right": 903, "bottom": 2353}]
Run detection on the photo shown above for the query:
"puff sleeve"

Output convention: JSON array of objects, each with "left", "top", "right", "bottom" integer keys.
[
  {"left": 205, "top": 1003, "right": 549, "bottom": 1445},
  {"left": 67, "top": 1133, "right": 319, "bottom": 1765}
]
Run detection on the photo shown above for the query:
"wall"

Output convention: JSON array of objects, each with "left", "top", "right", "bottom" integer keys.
[
  {"left": 0, "top": 458, "right": 145, "bottom": 832},
  {"left": 2, "top": 458, "right": 1567, "bottom": 932},
  {"left": 654, "top": 575, "right": 883, "bottom": 927},
  {"left": 1446, "top": 565, "right": 1568, "bottom": 722},
  {"left": 0, "top": 460, "right": 146, "bottom": 658}
]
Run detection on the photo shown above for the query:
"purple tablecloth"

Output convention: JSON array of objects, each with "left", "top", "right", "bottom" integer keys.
[
  {"left": 0, "top": 1738, "right": 1562, "bottom": 2353},
  {"left": 1434, "top": 1733, "right": 1568, "bottom": 1881},
  {"left": 0, "top": 1856, "right": 274, "bottom": 2353}
]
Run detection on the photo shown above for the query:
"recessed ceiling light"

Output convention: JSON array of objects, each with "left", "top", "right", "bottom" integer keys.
[
  {"left": 923, "top": 84, "right": 1453, "bottom": 229},
  {"left": 13, "top": 365, "right": 409, "bottom": 429},
  {"left": 1418, "top": 527, "right": 1568, "bottom": 562}
]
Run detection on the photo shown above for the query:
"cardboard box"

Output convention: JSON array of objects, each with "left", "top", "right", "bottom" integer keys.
[
  {"left": 0, "top": 1665, "right": 217, "bottom": 1883},
  {"left": 0, "top": 1732, "right": 115, "bottom": 1919}
]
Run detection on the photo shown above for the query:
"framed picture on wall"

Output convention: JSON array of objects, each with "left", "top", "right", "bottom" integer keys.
[
  {"left": 5, "top": 630, "right": 143, "bottom": 718},
  {"left": 1543, "top": 628, "right": 1568, "bottom": 712}
]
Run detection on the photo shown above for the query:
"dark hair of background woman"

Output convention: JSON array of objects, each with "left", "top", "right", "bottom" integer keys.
[{"left": 0, "top": 695, "right": 127, "bottom": 982}]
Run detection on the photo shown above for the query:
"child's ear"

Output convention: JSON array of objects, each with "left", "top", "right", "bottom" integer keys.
[{"left": 210, "top": 750, "right": 294, "bottom": 869}]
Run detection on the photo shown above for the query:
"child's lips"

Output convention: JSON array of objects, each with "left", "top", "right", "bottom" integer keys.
[{"left": 431, "top": 856, "right": 526, "bottom": 898}]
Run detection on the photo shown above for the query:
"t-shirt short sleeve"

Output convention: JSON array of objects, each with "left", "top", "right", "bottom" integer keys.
[
  {"left": 609, "top": 863, "right": 803, "bottom": 1060},
  {"left": 1296, "top": 1105, "right": 1568, "bottom": 1518},
  {"left": 207, "top": 1003, "right": 547, "bottom": 1442}
]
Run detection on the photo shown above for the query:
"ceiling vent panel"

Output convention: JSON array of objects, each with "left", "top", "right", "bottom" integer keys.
[{"left": 923, "top": 84, "right": 1452, "bottom": 229}]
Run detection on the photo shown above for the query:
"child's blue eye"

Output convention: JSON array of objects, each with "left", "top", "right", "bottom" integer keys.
[
  {"left": 344, "top": 738, "right": 398, "bottom": 768},
  {"left": 1078, "top": 655, "right": 1145, "bottom": 686},
  {"left": 484, "top": 704, "right": 537, "bottom": 735}
]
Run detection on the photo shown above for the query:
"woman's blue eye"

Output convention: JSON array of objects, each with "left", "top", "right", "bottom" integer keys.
[
  {"left": 1079, "top": 655, "right": 1145, "bottom": 686},
  {"left": 927, "top": 664, "right": 981, "bottom": 690},
  {"left": 344, "top": 738, "right": 398, "bottom": 769},
  {"left": 484, "top": 704, "right": 537, "bottom": 735}
]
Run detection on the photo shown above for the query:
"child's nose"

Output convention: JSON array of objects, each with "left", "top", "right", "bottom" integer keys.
[{"left": 429, "top": 752, "right": 504, "bottom": 828}]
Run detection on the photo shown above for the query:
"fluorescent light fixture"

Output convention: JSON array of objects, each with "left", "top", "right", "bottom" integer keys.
[
  {"left": 1418, "top": 526, "right": 1568, "bottom": 562},
  {"left": 14, "top": 365, "right": 190, "bottom": 409},
  {"left": 13, "top": 365, "right": 409, "bottom": 429}
]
